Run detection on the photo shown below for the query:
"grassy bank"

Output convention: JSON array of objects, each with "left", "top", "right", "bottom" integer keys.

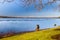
[{"left": 0, "top": 26, "right": 60, "bottom": 40}]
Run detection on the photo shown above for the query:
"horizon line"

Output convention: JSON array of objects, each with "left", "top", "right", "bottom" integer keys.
[{"left": 0, "top": 16, "right": 60, "bottom": 19}]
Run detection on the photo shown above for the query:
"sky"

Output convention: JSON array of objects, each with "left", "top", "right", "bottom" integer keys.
[{"left": 0, "top": 0, "right": 60, "bottom": 16}]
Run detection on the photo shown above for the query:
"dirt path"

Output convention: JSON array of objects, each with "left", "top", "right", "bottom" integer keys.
[{"left": 51, "top": 34, "right": 60, "bottom": 40}]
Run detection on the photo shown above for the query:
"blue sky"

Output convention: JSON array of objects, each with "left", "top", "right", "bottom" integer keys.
[{"left": 0, "top": 0, "right": 60, "bottom": 16}]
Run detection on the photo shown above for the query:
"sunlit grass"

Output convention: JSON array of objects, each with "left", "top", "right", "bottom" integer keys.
[{"left": 0, "top": 26, "right": 60, "bottom": 40}]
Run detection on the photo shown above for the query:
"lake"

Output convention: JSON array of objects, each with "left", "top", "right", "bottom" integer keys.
[{"left": 0, "top": 18, "right": 60, "bottom": 33}]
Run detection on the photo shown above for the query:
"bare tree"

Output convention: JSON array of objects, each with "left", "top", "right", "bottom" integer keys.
[
  {"left": 0, "top": 0, "right": 5, "bottom": 3},
  {"left": 6, "top": 0, "right": 14, "bottom": 3},
  {"left": 0, "top": 0, "right": 60, "bottom": 11},
  {"left": 21, "top": 0, "right": 60, "bottom": 11},
  {"left": 0, "top": 0, "right": 14, "bottom": 3}
]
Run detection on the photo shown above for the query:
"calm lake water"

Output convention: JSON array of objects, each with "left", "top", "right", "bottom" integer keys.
[{"left": 0, "top": 18, "right": 60, "bottom": 33}]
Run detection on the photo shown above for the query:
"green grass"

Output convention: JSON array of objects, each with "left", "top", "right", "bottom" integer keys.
[{"left": 0, "top": 26, "right": 60, "bottom": 40}]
